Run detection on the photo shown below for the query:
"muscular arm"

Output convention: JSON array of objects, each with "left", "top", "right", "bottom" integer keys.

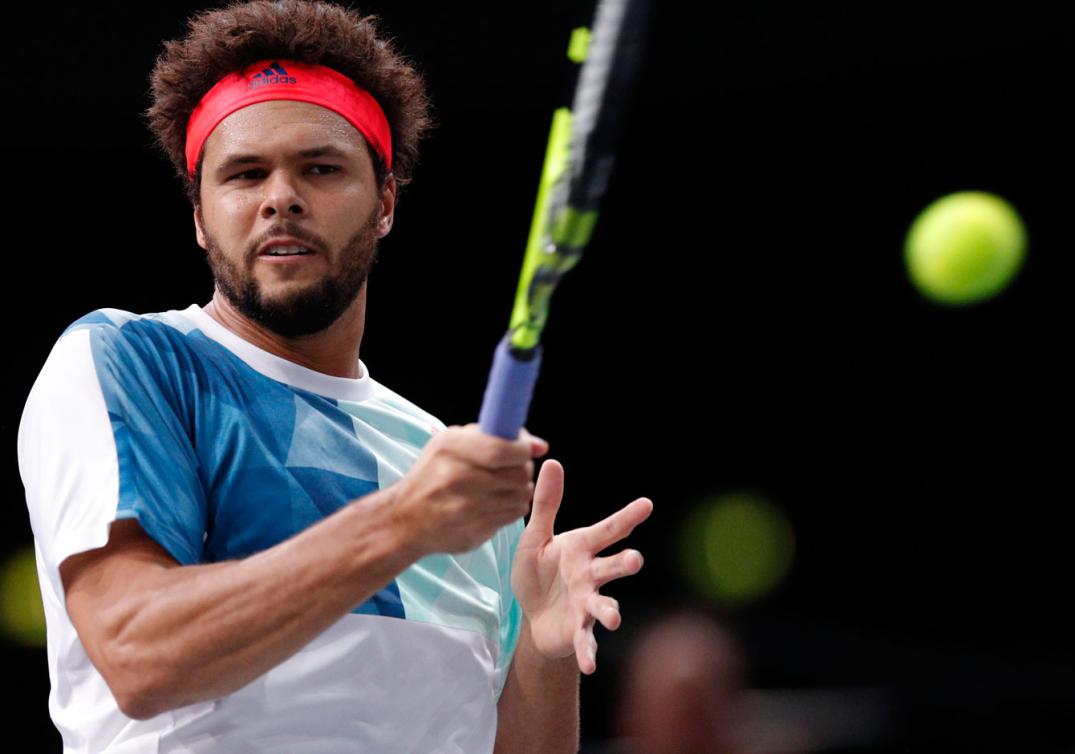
[
  {"left": 60, "top": 424, "right": 541, "bottom": 722},
  {"left": 62, "top": 486, "right": 417, "bottom": 720},
  {"left": 494, "top": 617, "right": 580, "bottom": 754}
]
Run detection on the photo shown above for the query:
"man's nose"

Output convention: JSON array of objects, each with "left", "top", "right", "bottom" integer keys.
[{"left": 260, "top": 170, "right": 307, "bottom": 218}]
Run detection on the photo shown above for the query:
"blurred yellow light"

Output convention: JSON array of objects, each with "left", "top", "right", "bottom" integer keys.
[
  {"left": 0, "top": 545, "right": 47, "bottom": 647},
  {"left": 680, "top": 492, "right": 795, "bottom": 607}
]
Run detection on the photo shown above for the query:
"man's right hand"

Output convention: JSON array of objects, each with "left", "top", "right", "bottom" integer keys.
[
  {"left": 57, "top": 423, "right": 546, "bottom": 720},
  {"left": 390, "top": 424, "right": 549, "bottom": 556}
]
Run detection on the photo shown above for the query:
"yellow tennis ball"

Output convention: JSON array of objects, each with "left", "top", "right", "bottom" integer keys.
[{"left": 904, "top": 191, "right": 1027, "bottom": 305}]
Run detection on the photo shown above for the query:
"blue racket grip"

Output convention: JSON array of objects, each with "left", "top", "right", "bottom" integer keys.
[{"left": 478, "top": 334, "right": 543, "bottom": 440}]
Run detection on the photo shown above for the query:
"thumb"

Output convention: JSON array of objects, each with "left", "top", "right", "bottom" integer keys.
[
  {"left": 519, "top": 428, "right": 550, "bottom": 458},
  {"left": 523, "top": 459, "right": 564, "bottom": 545}
]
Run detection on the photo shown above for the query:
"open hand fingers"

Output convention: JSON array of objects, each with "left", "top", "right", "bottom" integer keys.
[
  {"left": 573, "top": 623, "right": 598, "bottom": 675},
  {"left": 586, "top": 592, "right": 621, "bottom": 632},
  {"left": 584, "top": 497, "right": 654, "bottom": 553},
  {"left": 525, "top": 459, "right": 565, "bottom": 543},
  {"left": 590, "top": 549, "right": 644, "bottom": 588}
]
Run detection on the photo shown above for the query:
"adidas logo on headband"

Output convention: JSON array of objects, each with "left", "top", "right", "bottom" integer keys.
[
  {"left": 186, "top": 58, "right": 393, "bottom": 176},
  {"left": 248, "top": 61, "right": 297, "bottom": 90}
]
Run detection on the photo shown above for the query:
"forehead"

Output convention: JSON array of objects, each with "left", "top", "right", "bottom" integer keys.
[{"left": 202, "top": 100, "right": 368, "bottom": 164}]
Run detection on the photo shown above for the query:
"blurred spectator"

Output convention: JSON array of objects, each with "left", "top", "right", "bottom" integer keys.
[{"left": 612, "top": 608, "right": 748, "bottom": 754}]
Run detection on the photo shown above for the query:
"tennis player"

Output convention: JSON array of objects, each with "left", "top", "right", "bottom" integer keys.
[{"left": 16, "top": 1, "right": 652, "bottom": 751}]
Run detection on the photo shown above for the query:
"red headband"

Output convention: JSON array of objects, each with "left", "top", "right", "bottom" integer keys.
[{"left": 185, "top": 59, "right": 392, "bottom": 178}]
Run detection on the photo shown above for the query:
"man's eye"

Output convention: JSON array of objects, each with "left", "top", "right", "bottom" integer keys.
[{"left": 229, "top": 166, "right": 338, "bottom": 180}]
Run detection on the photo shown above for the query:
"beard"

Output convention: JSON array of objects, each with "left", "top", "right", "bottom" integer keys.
[{"left": 199, "top": 204, "right": 381, "bottom": 338}]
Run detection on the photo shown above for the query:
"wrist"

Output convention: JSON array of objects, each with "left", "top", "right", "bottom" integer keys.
[
  {"left": 496, "top": 614, "right": 580, "bottom": 753},
  {"left": 517, "top": 615, "right": 580, "bottom": 673},
  {"left": 375, "top": 481, "right": 430, "bottom": 563},
  {"left": 337, "top": 483, "right": 427, "bottom": 572}
]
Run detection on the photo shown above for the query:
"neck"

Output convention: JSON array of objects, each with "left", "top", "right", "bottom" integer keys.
[{"left": 203, "top": 286, "right": 367, "bottom": 379}]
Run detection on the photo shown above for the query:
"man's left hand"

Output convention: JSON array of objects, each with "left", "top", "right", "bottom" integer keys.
[{"left": 511, "top": 458, "right": 653, "bottom": 675}]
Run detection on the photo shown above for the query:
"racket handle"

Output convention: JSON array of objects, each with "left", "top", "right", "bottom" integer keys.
[{"left": 478, "top": 334, "right": 543, "bottom": 439}]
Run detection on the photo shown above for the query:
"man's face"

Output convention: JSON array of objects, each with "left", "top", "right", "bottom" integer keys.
[{"left": 194, "top": 100, "right": 394, "bottom": 337}]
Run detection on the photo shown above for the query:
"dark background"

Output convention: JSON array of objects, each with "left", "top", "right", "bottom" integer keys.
[{"left": 3, "top": 1, "right": 1070, "bottom": 749}]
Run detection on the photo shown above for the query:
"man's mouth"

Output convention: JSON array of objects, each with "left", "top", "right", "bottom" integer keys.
[{"left": 260, "top": 245, "right": 313, "bottom": 257}]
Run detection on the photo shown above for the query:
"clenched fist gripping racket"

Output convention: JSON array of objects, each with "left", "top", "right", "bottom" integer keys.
[{"left": 477, "top": 0, "right": 649, "bottom": 439}]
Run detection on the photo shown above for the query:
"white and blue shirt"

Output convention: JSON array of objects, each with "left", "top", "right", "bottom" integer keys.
[{"left": 17, "top": 303, "right": 523, "bottom": 753}]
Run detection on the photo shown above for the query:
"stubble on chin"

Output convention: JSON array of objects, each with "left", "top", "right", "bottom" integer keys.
[{"left": 199, "top": 205, "right": 382, "bottom": 338}]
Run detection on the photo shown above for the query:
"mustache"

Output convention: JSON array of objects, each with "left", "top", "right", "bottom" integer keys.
[{"left": 250, "top": 222, "right": 326, "bottom": 257}]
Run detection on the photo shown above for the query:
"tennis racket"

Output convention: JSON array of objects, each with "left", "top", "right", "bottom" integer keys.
[{"left": 478, "top": 0, "right": 649, "bottom": 439}]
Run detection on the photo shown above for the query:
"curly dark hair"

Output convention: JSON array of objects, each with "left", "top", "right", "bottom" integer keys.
[{"left": 144, "top": 0, "right": 433, "bottom": 207}]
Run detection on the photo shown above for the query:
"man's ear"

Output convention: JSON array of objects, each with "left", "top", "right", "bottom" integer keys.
[
  {"left": 378, "top": 174, "right": 398, "bottom": 238},
  {"left": 194, "top": 205, "right": 207, "bottom": 250}
]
